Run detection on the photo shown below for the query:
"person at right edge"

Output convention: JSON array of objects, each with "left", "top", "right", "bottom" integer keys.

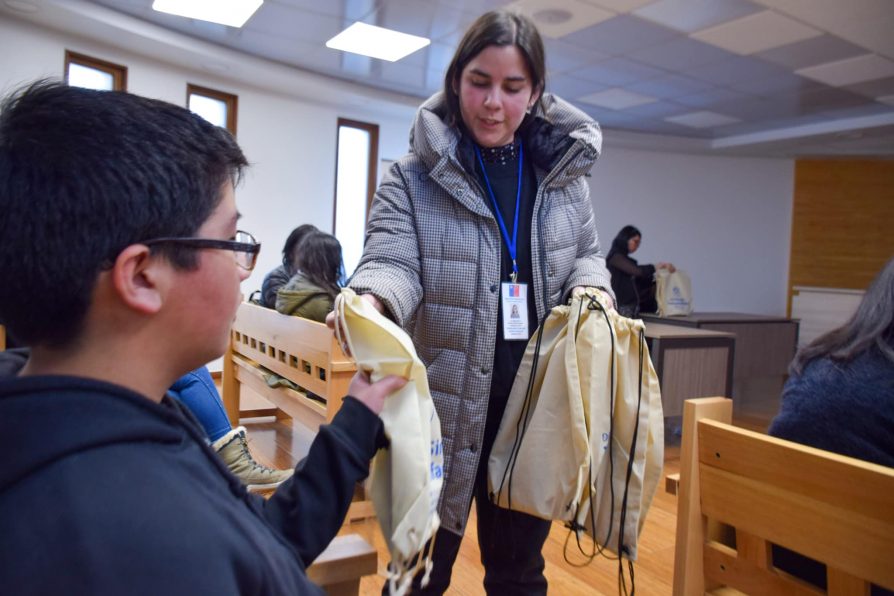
[{"left": 344, "top": 10, "right": 615, "bottom": 594}]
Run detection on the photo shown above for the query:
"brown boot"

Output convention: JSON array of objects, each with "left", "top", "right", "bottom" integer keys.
[{"left": 212, "top": 426, "right": 293, "bottom": 491}]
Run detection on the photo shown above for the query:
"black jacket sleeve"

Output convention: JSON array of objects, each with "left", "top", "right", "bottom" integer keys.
[
  {"left": 608, "top": 253, "right": 656, "bottom": 279},
  {"left": 258, "top": 397, "right": 386, "bottom": 565}
]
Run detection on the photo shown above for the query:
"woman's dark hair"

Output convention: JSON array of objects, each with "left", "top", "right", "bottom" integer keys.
[
  {"left": 294, "top": 231, "right": 343, "bottom": 299},
  {"left": 606, "top": 225, "right": 642, "bottom": 261},
  {"left": 790, "top": 257, "right": 894, "bottom": 375},
  {"left": 443, "top": 10, "right": 546, "bottom": 128},
  {"left": 282, "top": 224, "right": 318, "bottom": 274}
]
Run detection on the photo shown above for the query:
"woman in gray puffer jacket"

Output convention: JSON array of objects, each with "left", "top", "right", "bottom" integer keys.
[{"left": 348, "top": 10, "right": 614, "bottom": 595}]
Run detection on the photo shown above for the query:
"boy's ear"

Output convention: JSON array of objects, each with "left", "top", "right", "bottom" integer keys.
[{"left": 110, "top": 244, "right": 169, "bottom": 314}]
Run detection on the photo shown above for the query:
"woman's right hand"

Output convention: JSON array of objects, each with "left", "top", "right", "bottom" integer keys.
[{"left": 657, "top": 262, "right": 676, "bottom": 273}]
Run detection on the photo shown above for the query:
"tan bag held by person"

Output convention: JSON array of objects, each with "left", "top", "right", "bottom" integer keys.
[
  {"left": 334, "top": 289, "right": 444, "bottom": 595},
  {"left": 656, "top": 268, "right": 693, "bottom": 316},
  {"left": 488, "top": 290, "right": 663, "bottom": 563}
]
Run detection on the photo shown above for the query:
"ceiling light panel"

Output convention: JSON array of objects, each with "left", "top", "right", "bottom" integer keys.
[
  {"left": 503, "top": 0, "right": 614, "bottom": 38},
  {"left": 797, "top": 54, "right": 894, "bottom": 87},
  {"left": 326, "top": 22, "right": 430, "bottom": 62},
  {"left": 691, "top": 10, "right": 821, "bottom": 55},
  {"left": 665, "top": 110, "right": 741, "bottom": 128},
  {"left": 152, "top": 0, "right": 263, "bottom": 28},
  {"left": 578, "top": 88, "right": 658, "bottom": 109}
]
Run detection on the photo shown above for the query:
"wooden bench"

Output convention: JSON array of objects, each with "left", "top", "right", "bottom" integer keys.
[
  {"left": 673, "top": 397, "right": 894, "bottom": 595},
  {"left": 222, "top": 302, "right": 356, "bottom": 430},
  {"left": 221, "top": 302, "right": 376, "bottom": 594}
]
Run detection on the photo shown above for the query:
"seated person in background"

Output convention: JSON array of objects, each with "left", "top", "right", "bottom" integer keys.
[
  {"left": 769, "top": 256, "right": 894, "bottom": 596},
  {"left": 606, "top": 225, "right": 675, "bottom": 318},
  {"left": 0, "top": 81, "right": 405, "bottom": 594},
  {"left": 770, "top": 256, "right": 894, "bottom": 465},
  {"left": 275, "top": 230, "right": 343, "bottom": 322},
  {"left": 170, "top": 366, "right": 293, "bottom": 490},
  {"left": 260, "top": 223, "right": 318, "bottom": 308}
]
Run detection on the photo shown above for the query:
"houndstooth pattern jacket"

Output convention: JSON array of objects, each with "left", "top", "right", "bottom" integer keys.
[{"left": 350, "top": 92, "right": 613, "bottom": 536}]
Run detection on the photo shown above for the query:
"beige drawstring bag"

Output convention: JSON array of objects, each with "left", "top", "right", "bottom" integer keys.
[
  {"left": 488, "top": 290, "right": 663, "bottom": 562},
  {"left": 656, "top": 268, "right": 693, "bottom": 316},
  {"left": 334, "top": 289, "right": 444, "bottom": 595}
]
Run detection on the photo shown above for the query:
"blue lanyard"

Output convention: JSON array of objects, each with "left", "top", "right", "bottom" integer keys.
[{"left": 474, "top": 142, "right": 523, "bottom": 283}]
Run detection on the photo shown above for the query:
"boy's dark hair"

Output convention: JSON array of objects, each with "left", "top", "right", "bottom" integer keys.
[
  {"left": 443, "top": 10, "right": 547, "bottom": 128},
  {"left": 294, "top": 231, "right": 344, "bottom": 299},
  {"left": 0, "top": 80, "right": 248, "bottom": 347}
]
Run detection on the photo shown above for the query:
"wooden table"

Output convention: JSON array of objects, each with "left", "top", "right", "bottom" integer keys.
[
  {"left": 643, "top": 322, "right": 735, "bottom": 417},
  {"left": 642, "top": 313, "right": 799, "bottom": 420}
]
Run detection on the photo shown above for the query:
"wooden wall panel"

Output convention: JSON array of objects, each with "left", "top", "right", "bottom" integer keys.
[{"left": 789, "top": 160, "right": 894, "bottom": 312}]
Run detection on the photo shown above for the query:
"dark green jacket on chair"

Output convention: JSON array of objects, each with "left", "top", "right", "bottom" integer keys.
[{"left": 275, "top": 272, "right": 334, "bottom": 323}]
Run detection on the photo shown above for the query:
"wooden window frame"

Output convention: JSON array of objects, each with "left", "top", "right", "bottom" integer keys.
[
  {"left": 332, "top": 118, "right": 379, "bottom": 231},
  {"left": 64, "top": 50, "right": 128, "bottom": 91},
  {"left": 187, "top": 84, "right": 238, "bottom": 136}
]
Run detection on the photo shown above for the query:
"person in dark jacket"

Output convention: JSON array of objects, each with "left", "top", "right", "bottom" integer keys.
[
  {"left": 0, "top": 81, "right": 405, "bottom": 595},
  {"left": 606, "top": 225, "right": 675, "bottom": 318},
  {"left": 260, "top": 223, "right": 319, "bottom": 308},
  {"left": 276, "top": 230, "right": 343, "bottom": 322},
  {"left": 768, "top": 256, "right": 894, "bottom": 596}
]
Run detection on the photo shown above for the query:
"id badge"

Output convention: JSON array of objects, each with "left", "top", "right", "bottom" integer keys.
[{"left": 501, "top": 282, "right": 529, "bottom": 340}]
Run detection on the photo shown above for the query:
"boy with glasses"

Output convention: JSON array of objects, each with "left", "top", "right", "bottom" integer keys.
[{"left": 0, "top": 81, "right": 404, "bottom": 594}]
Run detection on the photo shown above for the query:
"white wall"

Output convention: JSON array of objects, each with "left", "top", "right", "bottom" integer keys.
[
  {"left": 590, "top": 144, "right": 794, "bottom": 315},
  {"left": 0, "top": 15, "right": 414, "bottom": 297}
]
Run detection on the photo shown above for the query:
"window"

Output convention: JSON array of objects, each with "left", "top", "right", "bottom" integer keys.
[
  {"left": 187, "top": 84, "right": 238, "bottom": 135},
  {"left": 333, "top": 119, "right": 379, "bottom": 277},
  {"left": 64, "top": 51, "right": 127, "bottom": 91}
]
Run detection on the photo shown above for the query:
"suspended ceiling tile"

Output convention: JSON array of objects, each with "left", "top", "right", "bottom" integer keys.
[
  {"left": 629, "top": 36, "right": 737, "bottom": 71},
  {"left": 877, "top": 95, "right": 894, "bottom": 106},
  {"left": 622, "top": 100, "right": 692, "bottom": 118},
  {"left": 750, "top": 0, "right": 894, "bottom": 61},
  {"left": 725, "top": 72, "right": 822, "bottom": 96},
  {"left": 665, "top": 110, "right": 741, "bottom": 127},
  {"left": 796, "top": 86, "right": 876, "bottom": 111},
  {"left": 545, "top": 40, "right": 609, "bottom": 74},
  {"left": 562, "top": 15, "right": 678, "bottom": 55},
  {"left": 245, "top": 2, "right": 345, "bottom": 44},
  {"left": 633, "top": 0, "right": 763, "bottom": 33},
  {"left": 674, "top": 87, "right": 752, "bottom": 108},
  {"left": 370, "top": 0, "right": 474, "bottom": 42},
  {"left": 573, "top": 56, "right": 667, "bottom": 86},
  {"left": 797, "top": 54, "right": 894, "bottom": 87},
  {"left": 817, "top": 102, "right": 894, "bottom": 121},
  {"left": 379, "top": 60, "right": 428, "bottom": 89},
  {"left": 685, "top": 55, "right": 790, "bottom": 86},
  {"left": 549, "top": 74, "right": 606, "bottom": 100},
  {"left": 582, "top": 0, "right": 654, "bottom": 12},
  {"left": 625, "top": 74, "right": 715, "bottom": 100},
  {"left": 690, "top": 10, "right": 821, "bottom": 55},
  {"left": 844, "top": 76, "right": 894, "bottom": 99},
  {"left": 755, "top": 34, "right": 868, "bottom": 70},
  {"left": 578, "top": 88, "right": 659, "bottom": 109},
  {"left": 503, "top": 0, "right": 614, "bottom": 39}
]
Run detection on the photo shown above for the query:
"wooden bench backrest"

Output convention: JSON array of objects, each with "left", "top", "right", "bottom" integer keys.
[
  {"left": 222, "top": 302, "right": 356, "bottom": 427},
  {"left": 674, "top": 397, "right": 894, "bottom": 596}
]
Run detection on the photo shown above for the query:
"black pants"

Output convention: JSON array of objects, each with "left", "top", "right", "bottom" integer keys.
[{"left": 396, "top": 452, "right": 552, "bottom": 595}]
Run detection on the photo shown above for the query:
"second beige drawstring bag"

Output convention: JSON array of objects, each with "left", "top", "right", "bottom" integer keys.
[{"left": 334, "top": 289, "right": 444, "bottom": 595}]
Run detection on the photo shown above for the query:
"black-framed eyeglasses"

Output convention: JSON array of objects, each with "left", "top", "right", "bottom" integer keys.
[{"left": 143, "top": 230, "right": 261, "bottom": 271}]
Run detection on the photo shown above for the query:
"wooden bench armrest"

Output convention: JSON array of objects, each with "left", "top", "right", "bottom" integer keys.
[{"left": 307, "top": 534, "right": 377, "bottom": 592}]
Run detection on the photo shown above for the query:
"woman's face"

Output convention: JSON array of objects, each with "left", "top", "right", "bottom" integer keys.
[
  {"left": 457, "top": 44, "right": 540, "bottom": 148},
  {"left": 627, "top": 235, "right": 641, "bottom": 254}
]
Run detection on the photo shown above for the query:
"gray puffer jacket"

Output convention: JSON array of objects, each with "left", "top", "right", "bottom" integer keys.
[{"left": 350, "top": 92, "right": 613, "bottom": 535}]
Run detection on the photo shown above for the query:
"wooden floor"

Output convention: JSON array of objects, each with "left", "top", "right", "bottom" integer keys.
[{"left": 240, "top": 397, "right": 771, "bottom": 596}]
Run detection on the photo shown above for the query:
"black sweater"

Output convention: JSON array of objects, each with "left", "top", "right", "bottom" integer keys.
[{"left": 0, "top": 355, "right": 384, "bottom": 595}]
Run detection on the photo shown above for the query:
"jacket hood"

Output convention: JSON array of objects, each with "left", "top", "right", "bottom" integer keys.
[
  {"left": 409, "top": 91, "right": 602, "bottom": 185},
  {"left": 0, "top": 371, "right": 192, "bottom": 493}
]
